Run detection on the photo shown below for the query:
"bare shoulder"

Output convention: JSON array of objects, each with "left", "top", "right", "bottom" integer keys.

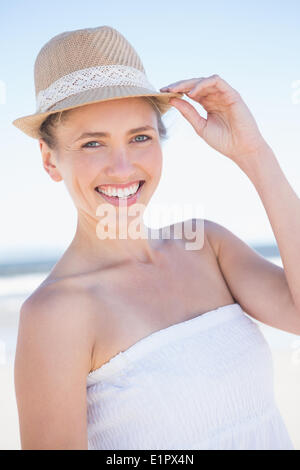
[
  {"left": 201, "top": 216, "right": 254, "bottom": 258},
  {"left": 168, "top": 218, "right": 217, "bottom": 256},
  {"left": 20, "top": 279, "right": 96, "bottom": 337},
  {"left": 194, "top": 218, "right": 300, "bottom": 335},
  {"left": 15, "top": 281, "right": 96, "bottom": 449},
  {"left": 197, "top": 216, "right": 251, "bottom": 263},
  {"left": 200, "top": 218, "right": 228, "bottom": 257},
  {"left": 16, "top": 279, "right": 97, "bottom": 382}
]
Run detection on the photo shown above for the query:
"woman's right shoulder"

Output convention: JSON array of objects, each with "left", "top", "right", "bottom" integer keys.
[
  {"left": 21, "top": 276, "right": 94, "bottom": 317},
  {"left": 19, "top": 278, "right": 98, "bottom": 360},
  {"left": 15, "top": 280, "right": 96, "bottom": 449}
]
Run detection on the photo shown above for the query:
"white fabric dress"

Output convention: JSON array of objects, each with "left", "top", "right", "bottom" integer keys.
[{"left": 86, "top": 303, "right": 294, "bottom": 450}]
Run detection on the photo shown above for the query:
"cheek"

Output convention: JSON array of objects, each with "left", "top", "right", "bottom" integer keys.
[
  {"left": 141, "top": 147, "right": 163, "bottom": 178},
  {"left": 72, "top": 154, "right": 105, "bottom": 182},
  {"left": 60, "top": 159, "right": 94, "bottom": 201}
]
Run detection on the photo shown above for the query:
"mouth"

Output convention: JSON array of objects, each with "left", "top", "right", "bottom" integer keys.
[{"left": 95, "top": 180, "right": 145, "bottom": 201}]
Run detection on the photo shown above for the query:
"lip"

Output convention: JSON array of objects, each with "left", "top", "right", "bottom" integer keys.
[
  {"left": 95, "top": 179, "right": 143, "bottom": 191},
  {"left": 95, "top": 180, "right": 145, "bottom": 207}
]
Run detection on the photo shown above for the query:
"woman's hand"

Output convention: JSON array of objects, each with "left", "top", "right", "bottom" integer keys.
[{"left": 160, "top": 75, "right": 269, "bottom": 166}]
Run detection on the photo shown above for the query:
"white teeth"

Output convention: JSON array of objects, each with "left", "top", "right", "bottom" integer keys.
[{"left": 97, "top": 182, "right": 141, "bottom": 198}]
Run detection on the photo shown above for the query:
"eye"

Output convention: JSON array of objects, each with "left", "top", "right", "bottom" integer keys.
[
  {"left": 81, "top": 134, "right": 152, "bottom": 149},
  {"left": 133, "top": 134, "right": 152, "bottom": 143},
  {"left": 82, "top": 141, "right": 101, "bottom": 148}
]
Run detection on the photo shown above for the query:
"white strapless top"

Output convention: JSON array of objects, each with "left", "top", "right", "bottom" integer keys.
[{"left": 86, "top": 303, "right": 294, "bottom": 450}]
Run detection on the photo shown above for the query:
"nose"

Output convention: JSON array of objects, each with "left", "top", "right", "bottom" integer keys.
[{"left": 105, "top": 151, "right": 137, "bottom": 181}]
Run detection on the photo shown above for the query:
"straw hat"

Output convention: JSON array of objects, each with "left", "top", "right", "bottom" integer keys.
[{"left": 12, "top": 25, "right": 184, "bottom": 139}]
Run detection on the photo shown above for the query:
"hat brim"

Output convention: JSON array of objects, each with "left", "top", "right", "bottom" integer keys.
[{"left": 12, "top": 86, "right": 184, "bottom": 139}]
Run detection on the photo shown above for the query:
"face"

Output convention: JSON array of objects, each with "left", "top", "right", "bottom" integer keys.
[{"left": 40, "top": 97, "right": 163, "bottom": 228}]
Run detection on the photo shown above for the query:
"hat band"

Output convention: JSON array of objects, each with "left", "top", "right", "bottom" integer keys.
[{"left": 36, "top": 64, "right": 157, "bottom": 113}]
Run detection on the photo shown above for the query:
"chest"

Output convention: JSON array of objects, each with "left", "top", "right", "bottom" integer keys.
[{"left": 90, "top": 239, "right": 234, "bottom": 369}]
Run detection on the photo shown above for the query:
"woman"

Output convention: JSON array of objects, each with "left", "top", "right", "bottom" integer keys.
[{"left": 13, "top": 25, "right": 299, "bottom": 450}]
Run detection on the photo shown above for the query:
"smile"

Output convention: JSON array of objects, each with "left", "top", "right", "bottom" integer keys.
[{"left": 95, "top": 180, "right": 145, "bottom": 205}]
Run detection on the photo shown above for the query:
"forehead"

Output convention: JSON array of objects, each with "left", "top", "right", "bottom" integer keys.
[
  {"left": 69, "top": 96, "right": 155, "bottom": 121},
  {"left": 57, "top": 97, "right": 158, "bottom": 141}
]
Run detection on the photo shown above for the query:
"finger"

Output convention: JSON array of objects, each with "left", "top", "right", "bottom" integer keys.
[
  {"left": 188, "top": 75, "right": 237, "bottom": 99},
  {"left": 160, "top": 78, "right": 201, "bottom": 92},
  {"left": 188, "top": 86, "right": 218, "bottom": 98},
  {"left": 166, "top": 75, "right": 232, "bottom": 97},
  {"left": 169, "top": 97, "right": 207, "bottom": 137}
]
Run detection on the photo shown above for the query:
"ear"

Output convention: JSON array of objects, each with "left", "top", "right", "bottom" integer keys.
[{"left": 39, "top": 139, "right": 63, "bottom": 182}]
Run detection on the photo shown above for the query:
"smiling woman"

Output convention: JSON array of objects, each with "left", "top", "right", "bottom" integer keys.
[{"left": 12, "top": 24, "right": 298, "bottom": 451}]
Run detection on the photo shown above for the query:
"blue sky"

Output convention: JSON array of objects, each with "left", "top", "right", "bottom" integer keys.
[{"left": 1, "top": 0, "right": 300, "bottom": 262}]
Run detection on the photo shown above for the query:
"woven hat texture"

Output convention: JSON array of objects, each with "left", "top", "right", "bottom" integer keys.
[{"left": 12, "top": 25, "right": 183, "bottom": 139}]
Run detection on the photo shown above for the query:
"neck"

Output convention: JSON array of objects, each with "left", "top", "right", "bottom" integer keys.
[{"left": 66, "top": 211, "right": 162, "bottom": 271}]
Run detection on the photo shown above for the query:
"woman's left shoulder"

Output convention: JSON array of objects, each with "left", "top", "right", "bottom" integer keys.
[{"left": 167, "top": 218, "right": 216, "bottom": 258}]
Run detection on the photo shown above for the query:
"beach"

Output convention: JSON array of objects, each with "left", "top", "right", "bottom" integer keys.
[
  {"left": 271, "top": 350, "right": 300, "bottom": 449},
  {"left": 0, "top": 260, "right": 299, "bottom": 450}
]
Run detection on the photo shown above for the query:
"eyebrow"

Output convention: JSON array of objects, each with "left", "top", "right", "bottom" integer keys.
[{"left": 74, "top": 126, "right": 157, "bottom": 142}]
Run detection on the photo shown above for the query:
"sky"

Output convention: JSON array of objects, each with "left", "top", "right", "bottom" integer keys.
[{"left": 0, "top": 0, "right": 300, "bottom": 262}]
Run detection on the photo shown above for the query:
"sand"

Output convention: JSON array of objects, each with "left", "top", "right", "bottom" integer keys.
[
  {"left": 271, "top": 349, "right": 300, "bottom": 449},
  {"left": 0, "top": 360, "right": 21, "bottom": 450}
]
